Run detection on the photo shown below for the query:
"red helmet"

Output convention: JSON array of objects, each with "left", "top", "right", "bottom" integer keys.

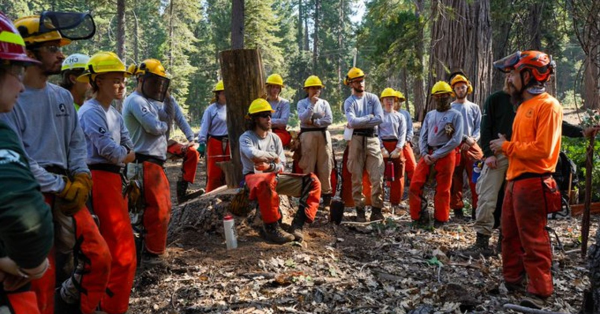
[
  {"left": 493, "top": 50, "right": 555, "bottom": 82},
  {"left": 0, "top": 12, "right": 40, "bottom": 65}
]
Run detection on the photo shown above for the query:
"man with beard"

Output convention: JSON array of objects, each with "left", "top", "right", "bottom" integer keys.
[
  {"left": 1, "top": 14, "right": 111, "bottom": 314},
  {"left": 123, "top": 59, "right": 173, "bottom": 265},
  {"left": 449, "top": 74, "right": 483, "bottom": 220},
  {"left": 409, "top": 81, "right": 463, "bottom": 228},
  {"left": 240, "top": 99, "right": 321, "bottom": 244},
  {"left": 343, "top": 67, "right": 385, "bottom": 222},
  {"left": 490, "top": 50, "right": 561, "bottom": 309}
]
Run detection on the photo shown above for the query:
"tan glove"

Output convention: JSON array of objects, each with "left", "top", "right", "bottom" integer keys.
[
  {"left": 390, "top": 148, "right": 401, "bottom": 159},
  {"left": 381, "top": 149, "right": 390, "bottom": 158},
  {"left": 56, "top": 173, "right": 92, "bottom": 215}
]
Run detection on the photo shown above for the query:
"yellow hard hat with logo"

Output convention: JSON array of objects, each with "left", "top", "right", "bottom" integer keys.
[
  {"left": 136, "top": 59, "right": 169, "bottom": 79},
  {"left": 450, "top": 74, "right": 473, "bottom": 94},
  {"left": 248, "top": 98, "right": 275, "bottom": 115},
  {"left": 303, "top": 75, "right": 324, "bottom": 88},
  {"left": 76, "top": 51, "right": 130, "bottom": 82},
  {"left": 266, "top": 74, "right": 284, "bottom": 87},
  {"left": 380, "top": 87, "right": 396, "bottom": 99},
  {"left": 15, "top": 12, "right": 96, "bottom": 48},
  {"left": 431, "top": 81, "right": 454, "bottom": 96},
  {"left": 213, "top": 80, "right": 224, "bottom": 92},
  {"left": 62, "top": 53, "right": 90, "bottom": 71},
  {"left": 15, "top": 15, "right": 71, "bottom": 46}
]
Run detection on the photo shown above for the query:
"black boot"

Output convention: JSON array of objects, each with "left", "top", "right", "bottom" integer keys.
[
  {"left": 454, "top": 208, "right": 465, "bottom": 220},
  {"left": 54, "top": 288, "right": 81, "bottom": 314},
  {"left": 496, "top": 230, "right": 503, "bottom": 253},
  {"left": 290, "top": 210, "right": 307, "bottom": 242},
  {"left": 355, "top": 206, "right": 367, "bottom": 222},
  {"left": 370, "top": 207, "right": 384, "bottom": 221},
  {"left": 322, "top": 194, "right": 332, "bottom": 210},
  {"left": 176, "top": 180, "right": 189, "bottom": 204},
  {"left": 264, "top": 222, "right": 295, "bottom": 244},
  {"left": 463, "top": 233, "right": 492, "bottom": 257}
]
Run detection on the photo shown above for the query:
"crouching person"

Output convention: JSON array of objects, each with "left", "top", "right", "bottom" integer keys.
[{"left": 240, "top": 99, "right": 321, "bottom": 244}]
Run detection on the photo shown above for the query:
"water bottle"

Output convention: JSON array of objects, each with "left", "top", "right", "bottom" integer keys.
[
  {"left": 223, "top": 215, "right": 237, "bottom": 249},
  {"left": 472, "top": 160, "right": 483, "bottom": 183}
]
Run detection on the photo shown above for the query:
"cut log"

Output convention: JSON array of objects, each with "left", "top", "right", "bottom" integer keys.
[
  {"left": 219, "top": 49, "right": 265, "bottom": 188},
  {"left": 217, "top": 160, "right": 238, "bottom": 188},
  {"left": 571, "top": 202, "right": 600, "bottom": 216}
]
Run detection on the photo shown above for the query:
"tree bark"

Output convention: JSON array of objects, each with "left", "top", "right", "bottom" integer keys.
[
  {"left": 116, "top": 0, "right": 126, "bottom": 60},
  {"left": 313, "top": 0, "right": 320, "bottom": 72},
  {"left": 466, "top": 0, "right": 492, "bottom": 108},
  {"left": 219, "top": 49, "right": 265, "bottom": 187},
  {"left": 413, "top": 0, "right": 425, "bottom": 121},
  {"left": 168, "top": 0, "right": 175, "bottom": 69},
  {"left": 231, "top": 0, "right": 244, "bottom": 49}
]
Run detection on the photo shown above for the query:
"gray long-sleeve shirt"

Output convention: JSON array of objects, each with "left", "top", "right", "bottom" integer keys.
[
  {"left": 399, "top": 109, "right": 414, "bottom": 142},
  {"left": 79, "top": 99, "right": 134, "bottom": 166},
  {"left": 269, "top": 98, "right": 290, "bottom": 129},
  {"left": 378, "top": 110, "right": 406, "bottom": 150},
  {"left": 297, "top": 98, "right": 332, "bottom": 129},
  {"left": 0, "top": 83, "right": 89, "bottom": 193},
  {"left": 419, "top": 109, "right": 464, "bottom": 159},
  {"left": 198, "top": 102, "right": 227, "bottom": 143},
  {"left": 451, "top": 100, "right": 481, "bottom": 141},
  {"left": 122, "top": 91, "right": 168, "bottom": 160},
  {"left": 343, "top": 92, "right": 384, "bottom": 129},
  {"left": 239, "top": 130, "right": 285, "bottom": 175}
]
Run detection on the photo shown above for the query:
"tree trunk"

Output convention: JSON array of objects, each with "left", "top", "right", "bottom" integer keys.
[
  {"left": 168, "top": 0, "right": 175, "bottom": 69},
  {"left": 584, "top": 50, "right": 599, "bottom": 109},
  {"left": 466, "top": 0, "right": 492, "bottom": 108},
  {"left": 338, "top": 0, "right": 344, "bottom": 95},
  {"left": 231, "top": 0, "right": 244, "bottom": 49},
  {"left": 313, "top": 0, "right": 320, "bottom": 72},
  {"left": 402, "top": 69, "right": 411, "bottom": 116},
  {"left": 115, "top": 0, "right": 126, "bottom": 112},
  {"left": 219, "top": 49, "right": 265, "bottom": 187},
  {"left": 413, "top": 0, "right": 425, "bottom": 121},
  {"left": 297, "top": 0, "right": 304, "bottom": 52},
  {"left": 133, "top": 0, "right": 139, "bottom": 62}
]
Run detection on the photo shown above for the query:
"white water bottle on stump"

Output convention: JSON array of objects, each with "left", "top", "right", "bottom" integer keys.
[{"left": 223, "top": 215, "right": 237, "bottom": 249}]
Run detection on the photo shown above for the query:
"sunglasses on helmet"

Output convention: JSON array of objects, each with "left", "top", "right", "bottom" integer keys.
[{"left": 493, "top": 51, "right": 521, "bottom": 73}]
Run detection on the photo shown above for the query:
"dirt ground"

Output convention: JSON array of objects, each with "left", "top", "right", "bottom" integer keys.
[{"left": 128, "top": 120, "right": 598, "bottom": 314}]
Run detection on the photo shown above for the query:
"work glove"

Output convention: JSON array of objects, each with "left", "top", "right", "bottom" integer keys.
[
  {"left": 381, "top": 149, "right": 390, "bottom": 158},
  {"left": 312, "top": 111, "right": 324, "bottom": 120},
  {"left": 56, "top": 173, "right": 92, "bottom": 216},
  {"left": 198, "top": 143, "right": 206, "bottom": 158},
  {"left": 391, "top": 148, "right": 401, "bottom": 159}
]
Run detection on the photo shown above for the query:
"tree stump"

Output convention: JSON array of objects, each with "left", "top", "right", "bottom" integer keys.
[
  {"left": 582, "top": 229, "right": 600, "bottom": 313},
  {"left": 219, "top": 49, "right": 265, "bottom": 188}
]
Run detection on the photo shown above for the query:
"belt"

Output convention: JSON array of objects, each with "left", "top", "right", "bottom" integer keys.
[
  {"left": 300, "top": 127, "right": 328, "bottom": 133},
  {"left": 381, "top": 138, "right": 398, "bottom": 142},
  {"left": 353, "top": 129, "right": 376, "bottom": 137},
  {"left": 44, "top": 165, "right": 69, "bottom": 176},
  {"left": 88, "top": 163, "right": 123, "bottom": 174},
  {"left": 209, "top": 134, "right": 228, "bottom": 142},
  {"left": 135, "top": 153, "right": 166, "bottom": 167},
  {"left": 428, "top": 145, "right": 444, "bottom": 151},
  {"left": 512, "top": 172, "right": 552, "bottom": 181}
]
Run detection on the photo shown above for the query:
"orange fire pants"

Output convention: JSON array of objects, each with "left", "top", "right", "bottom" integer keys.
[
  {"left": 272, "top": 128, "right": 291, "bottom": 147},
  {"left": 502, "top": 177, "right": 554, "bottom": 298},
  {"left": 409, "top": 150, "right": 456, "bottom": 222},
  {"left": 403, "top": 143, "right": 417, "bottom": 181},
  {"left": 245, "top": 172, "right": 321, "bottom": 224},
  {"left": 450, "top": 143, "right": 483, "bottom": 211},
  {"left": 33, "top": 194, "right": 111, "bottom": 314},
  {"left": 206, "top": 137, "right": 230, "bottom": 192},
  {"left": 1, "top": 290, "right": 40, "bottom": 314},
  {"left": 341, "top": 145, "right": 371, "bottom": 207},
  {"left": 167, "top": 142, "right": 200, "bottom": 183},
  {"left": 91, "top": 170, "right": 136, "bottom": 313},
  {"left": 142, "top": 162, "right": 172, "bottom": 255},
  {"left": 382, "top": 140, "right": 406, "bottom": 206}
]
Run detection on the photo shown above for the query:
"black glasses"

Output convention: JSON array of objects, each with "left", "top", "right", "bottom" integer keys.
[
  {"left": 34, "top": 45, "right": 62, "bottom": 54},
  {"left": 257, "top": 112, "right": 272, "bottom": 119}
]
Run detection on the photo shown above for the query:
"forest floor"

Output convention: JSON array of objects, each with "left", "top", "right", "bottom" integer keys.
[{"left": 128, "top": 109, "right": 597, "bottom": 314}]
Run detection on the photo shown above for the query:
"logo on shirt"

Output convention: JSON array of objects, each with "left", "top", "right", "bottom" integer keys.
[
  {"left": 142, "top": 106, "right": 148, "bottom": 113},
  {"left": 0, "top": 149, "right": 26, "bottom": 168},
  {"left": 56, "top": 103, "right": 69, "bottom": 117},
  {"left": 526, "top": 109, "right": 534, "bottom": 118},
  {"left": 99, "top": 127, "right": 107, "bottom": 134}
]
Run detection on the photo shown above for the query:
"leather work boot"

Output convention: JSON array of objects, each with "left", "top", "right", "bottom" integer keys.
[
  {"left": 264, "top": 222, "right": 295, "bottom": 244},
  {"left": 520, "top": 293, "right": 548, "bottom": 309},
  {"left": 322, "top": 194, "right": 333, "bottom": 211},
  {"left": 453, "top": 208, "right": 465, "bottom": 220},
  {"left": 370, "top": 207, "right": 384, "bottom": 221},
  {"left": 462, "top": 233, "right": 493, "bottom": 257},
  {"left": 290, "top": 210, "right": 307, "bottom": 242},
  {"left": 355, "top": 206, "right": 367, "bottom": 222},
  {"left": 176, "top": 180, "right": 189, "bottom": 204}
]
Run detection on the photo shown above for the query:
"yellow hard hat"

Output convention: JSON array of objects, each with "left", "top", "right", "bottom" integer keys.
[
  {"left": 344, "top": 67, "right": 365, "bottom": 85},
  {"left": 213, "top": 80, "right": 224, "bottom": 92},
  {"left": 450, "top": 74, "right": 473, "bottom": 94},
  {"left": 61, "top": 53, "right": 90, "bottom": 71},
  {"left": 431, "top": 81, "right": 454, "bottom": 96},
  {"left": 248, "top": 98, "right": 275, "bottom": 115},
  {"left": 135, "top": 59, "right": 169, "bottom": 79},
  {"left": 395, "top": 90, "right": 406, "bottom": 102},
  {"left": 303, "top": 75, "right": 324, "bottom": 88},
  {"left": 380, "top": 88, "right": 396, "bottom": 99},
  {"left": 14, "top": 15, "right": 71, "bottom": 47},
  {"left": 76, "top": 51, "right": 130, "bottom": 82},
  {"left": 266, "top": 74, "right": 284, "bottom": 87}
]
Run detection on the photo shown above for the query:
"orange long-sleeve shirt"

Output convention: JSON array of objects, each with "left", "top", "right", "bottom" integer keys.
[{"left": 501, "top": 92, "right": 562, "bottom": 181}]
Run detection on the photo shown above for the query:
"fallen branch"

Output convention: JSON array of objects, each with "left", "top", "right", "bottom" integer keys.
[
  {"left": 503, "top": 304, "right": 568, "bottom": 314},
  {"left": 340, "top": 219, "right": 383, "bottom": 226}
]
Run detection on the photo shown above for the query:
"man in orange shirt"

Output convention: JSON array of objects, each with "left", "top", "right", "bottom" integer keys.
[{"left": 490, "top": 50, "right": 561, "bottom": 309}]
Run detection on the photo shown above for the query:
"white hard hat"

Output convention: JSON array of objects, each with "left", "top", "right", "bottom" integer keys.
[{"left": 62, "top": 53, "right": 90, "bottom": 71}]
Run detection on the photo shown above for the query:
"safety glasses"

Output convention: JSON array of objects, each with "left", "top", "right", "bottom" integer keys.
[
  {"left": 2, "top": 64, "right": 26, "bottom": 82},
  {"left": 33, "top": 45, "right": 61, "bottom": 54},
  {"left": 256, "top": 112, "right": 272, "bottom": 119},
  {"left": 493, "top": 51, "right": 521, "bottom": 73}
]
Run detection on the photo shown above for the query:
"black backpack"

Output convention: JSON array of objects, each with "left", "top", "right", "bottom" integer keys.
[{"left": 549, "top": 151, "right": 578, "bottom": 219}]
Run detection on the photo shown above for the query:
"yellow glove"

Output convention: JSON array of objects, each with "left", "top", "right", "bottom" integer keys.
[{"left": 56, "top": 173, "right": 92, "bottom": 215}]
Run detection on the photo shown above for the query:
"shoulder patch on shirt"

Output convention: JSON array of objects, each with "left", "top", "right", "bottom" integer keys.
[
  {"left": 99, "top": 127, "right": 107, "bottom": 134},
  {"left": 526, "top": 109, "right": 534, "bottom": 118},
  {"left": 141, "top": 106, "right": 149, "bottom": 114},
  {"left": 0, "top": 149, "right": 26, "bottom": 168},
  {"left": 56, "top": 103, "right": 69, "bottom": 117}
]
